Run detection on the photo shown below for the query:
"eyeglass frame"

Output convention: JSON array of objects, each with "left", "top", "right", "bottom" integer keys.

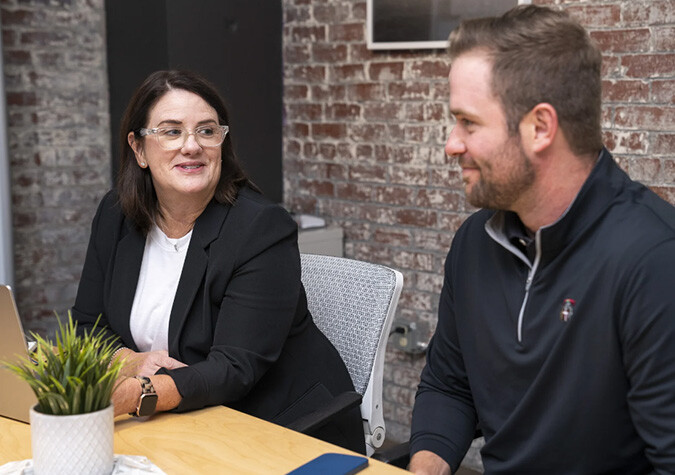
[{"left": 138, "top": 124, "right": 230, "bottom": 150}]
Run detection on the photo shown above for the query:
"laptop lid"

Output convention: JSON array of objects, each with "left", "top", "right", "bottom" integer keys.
[{"left": 0, "top": 284, "right": 37, "bottom": 423}]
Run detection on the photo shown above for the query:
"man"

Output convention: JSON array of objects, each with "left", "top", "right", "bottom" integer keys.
[{"left": 409, "top": 5, "right": 675, "bottom": 474}]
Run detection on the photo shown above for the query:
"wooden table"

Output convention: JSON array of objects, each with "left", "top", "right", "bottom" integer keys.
[{"left": 0, "top": 406, "right": 408, "bottom": 474}]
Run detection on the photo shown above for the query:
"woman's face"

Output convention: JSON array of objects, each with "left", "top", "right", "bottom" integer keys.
[{"left": 128, "top": 89, "right": 222, "bottom": 205}]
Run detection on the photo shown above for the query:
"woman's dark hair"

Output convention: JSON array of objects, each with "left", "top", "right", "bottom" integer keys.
[{"left": 117, "top": 70, "right": 255, "bottom": 234}]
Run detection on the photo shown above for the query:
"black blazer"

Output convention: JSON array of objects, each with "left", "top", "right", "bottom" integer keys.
[{"left": 72, "top": 187, "right": 358, "bottom": 429}]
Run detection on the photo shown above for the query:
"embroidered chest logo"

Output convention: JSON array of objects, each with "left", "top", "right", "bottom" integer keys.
[{"left": 559, "top": 298, "right": 576, "bottom": 322}]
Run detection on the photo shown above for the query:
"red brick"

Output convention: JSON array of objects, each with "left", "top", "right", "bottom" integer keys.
[
  {"left": 416, "top": 189, "right": 463, "bottom": 209},
  {"left": 284, "top": 44, "right": 311, "bottom": 63},
  {"left": 374, "top": 186, "right": 415, "bottom": 206},
  {"left": 311, "top": 122, "right": 347, "bottom": 139},
  {"left": 431, "top": 168, "right": 463, "bottom": 189},
  {"left": 286, "top": 65, "right": 326, "bottom": 82},
  {"left": 284, "top": 6, "right": 311, "bottom": 23},
  {"left": 284, "top": 84, "right": 308, "bottom": 101},
  {"left": 653, "top": 26, "right": 675, "bottom": 51},
  {"left": 374, "top": 145, "right": 415, "bottom": 164},
  {"left": 622, "top": 54, "right": 675, "bottom": 79},
  {"left": 402, "top": 103, "right": 424, "bottom": 122},
  {"left": 356, "top": 145, "right": 373, "bottom": 159},
  {"left": 20, "top": 31, "right": 70, "bottom": 46},
  {"left": 298, "top": 179, "right": 335, "bottom": 197},
  {"left": 352, "top": 1, "right": 367, "bottom": 21},
  {"left": 392, "top": 251, "right": 435, "bottom": 272},
  {"left": 369, "top": 62, "right": 404, "bottom": 81},
  {"left": 336, "top": 183, "right": 372, "bottom": 201},
  {"left": 330, "top": 23, "right": 364, "bottom": 42},
  {"left": 1, "top": 8, "right": 44, "bottom": 27},
  {"left": 603, "top": 131, "right": 647, "bottom": 155},
  {"left": 311, "top": 84, "right": 346, "bottom": 101},
  {"left": 347, "top": 83, "right": 386, "bottom": 102},
  {"left": 327, "top": 163, "right": 347, "bottom": 180},
  {"left": 652, "top": 80, "right": 675, "bottom": 104},
  {"left": 601, "top": 55, "right": 622, "bottom": 78},
  {"left": 287, "top": 103, "right": 322, "bottom": 121},
  {"left": 414, "top": 230, "right": 453, "bottom": 254},
  {"left": 286, "top": 122, "right": 309, "bottom": 138},
  {"left": 331, "top": 64, "right": 365, "bottom": 81},
  {"left": 590, "top": 29, "right": 650, "bottom": 53},
  {"left": 6, "top": 92, "right": 37, "bottom": 106},
  {"left": 396, "top": 288, "right": 434, "bottom": 310},
  {"left": 622, "top": 0, "right": 675, "bottom": 26},
  {"left": 410, "top": 60, "right": 450, "bottom": 79},
  {"left": 424, "top": 103, "right": 446, "bottom": 121},
  {"left": 313, "top": 4, "right": 350, "bottom": 23},
  {"left": 313, "top": 43, "right": 347, "bottom": 63},
  {"left": 4, "top": 50, "right": 31, "bottom": 65},
  {"left": 566, "top": 5, "right": 621, "bottom": 27},
  {"left": 628, "top": 158, "right": 662, "bottom": 183},
  {"left": 349, "top": 164, "right": 387, "bottom": 183},
  {"left": 348, "top": 123, "right": 388, "bottom": 142},
  {"left": 349, "top": 43, "right": 374, "bottom": 62},
  {"left": 663, "top": 160, "right": 675, "bottom": 181},
  {"left": 364, "top": 103, "right": 403, "bottom": 121},
  {"left": 286, "top": 195, "right": 317, "bottom": 214},
  {"left": 373, "top": 228, "right": 412, "bottom": 247},
  {"left": 415, "top": 271, "right": 444, "bottom": 293},
  {"left": 388, "top": 82, "right": 430, "bottom": 100},
  {"left": 326, "top": 103, "right": 361, "bottom": 120},
  {"left": 438, "top": 212, "right": 470, "bottom": 232},
  {"left": 284, "top": 139, "right": 301, "bottom": 157},
  {"left": 291, "top": 25, "right": 326, "bottom": 43},
  {"left": 615, "top": 106, "right": 675, "bottom": 131},
  {"left": 653, "top": 133, "right": 675, "bottom": 155},
  {"left": 350, "top": 242, "right": 393, "bottom": 264},
  {"left": 395, "top": 209, "right": 437, "bottom": 227},
  {"left": 390, "top": 166, "right": 428, "bottom": 186},
  {"left": 602, "top": 80, "right": 649, "bottom": 103}
]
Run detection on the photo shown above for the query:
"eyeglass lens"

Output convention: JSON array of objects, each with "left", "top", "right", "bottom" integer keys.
[{"left": 157, "top": 126, "right": 226, "bottom": 150}]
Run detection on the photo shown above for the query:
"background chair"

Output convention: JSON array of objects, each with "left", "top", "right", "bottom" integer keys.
[{"left": 295, "top": 253, "right": 403, "bottom": 456}]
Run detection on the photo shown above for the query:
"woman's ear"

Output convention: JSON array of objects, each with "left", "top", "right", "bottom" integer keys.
[
  {"left": 127, "top": 132, "right": 147, "bottom": 168},
  {"left": 519, "top": 103, "right": 558, "bottom": 154}
]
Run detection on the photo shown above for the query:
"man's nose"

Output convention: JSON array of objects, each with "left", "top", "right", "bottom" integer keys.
[{"left": 445, "top": 126, "right": 465, "bottom": 158}]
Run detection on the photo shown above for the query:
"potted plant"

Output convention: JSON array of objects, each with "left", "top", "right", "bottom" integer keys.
[{"left": 3, "top": 312, "right": 124, "bottom": 475}]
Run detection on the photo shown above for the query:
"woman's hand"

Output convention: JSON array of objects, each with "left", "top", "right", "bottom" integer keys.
[{"left": 114, "top": 348, "right": 187, "bottom": 378}]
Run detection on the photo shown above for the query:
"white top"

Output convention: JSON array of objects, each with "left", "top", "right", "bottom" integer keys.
[{"left": 129, "top": 224, "right": 192, "bottom": 352}]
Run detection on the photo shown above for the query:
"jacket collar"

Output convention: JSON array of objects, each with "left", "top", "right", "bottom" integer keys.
[
  {"left": 486, "top": 148, "right": 629, "bottom": 266},
  {"left": 109, "top": 198, "right": 231, "bottom": 354}
]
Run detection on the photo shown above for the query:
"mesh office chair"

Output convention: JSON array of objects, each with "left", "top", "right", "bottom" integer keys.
[{"left": 297, "top": 253, "right": 403, "bottom": 455}]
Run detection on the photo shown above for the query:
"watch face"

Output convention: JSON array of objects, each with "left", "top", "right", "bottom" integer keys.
[{"left": 137, "top": 393, "right": 158, "bottom": 417}]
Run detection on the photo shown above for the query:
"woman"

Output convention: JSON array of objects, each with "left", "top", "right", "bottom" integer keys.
[{"left": 71, "top": 70, "right": 364, "bottom": 453}]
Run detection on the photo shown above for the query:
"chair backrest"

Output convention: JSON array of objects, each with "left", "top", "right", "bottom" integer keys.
[{"left": 300, "top": 253, "right": 403, "bottom": 455}]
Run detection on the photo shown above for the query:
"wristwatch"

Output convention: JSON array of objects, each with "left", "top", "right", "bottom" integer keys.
[{"left": 131, "top": 376, "right": 158, "bottom": 417}]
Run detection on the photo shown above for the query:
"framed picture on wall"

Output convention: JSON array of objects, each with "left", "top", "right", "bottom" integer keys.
[{"left": 367, "top": 0, "right": 531, "bottom": 50}]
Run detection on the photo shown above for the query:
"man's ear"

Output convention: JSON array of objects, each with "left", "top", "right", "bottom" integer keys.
[
  {"left": 519, "top": 103, "right": 558, "bottom": 154},
  {"left": 127, "top": 131, "right": 146, "bottom": 168}
]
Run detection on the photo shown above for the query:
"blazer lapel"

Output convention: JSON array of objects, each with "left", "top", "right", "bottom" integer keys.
[
  {"left": 168, "top": 200, "right": 230, "bottom": 358},
  {"left": 109, "top": 221, "right": 146, "bottom": 351}
]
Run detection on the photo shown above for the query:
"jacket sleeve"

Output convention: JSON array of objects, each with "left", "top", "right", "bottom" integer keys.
[
  {"left": 410, "top": 248, "right": 478, "bottom": 474},
  {"left": 162, "top": 203, "right": 302, "bottom": 412},
  {"left": 71, "top": 191, "right": 122, "bottom": 347},
  {"left": 620, "top": 238, "right": 675, "bottom": 473}
]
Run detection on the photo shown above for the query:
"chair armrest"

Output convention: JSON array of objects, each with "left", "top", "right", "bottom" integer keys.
[
  {"left": 286, "top": 391, "right": 362, "bottom": 434},
  {"left": 371, "top": 441, "right": 410, "bottom": 468}
]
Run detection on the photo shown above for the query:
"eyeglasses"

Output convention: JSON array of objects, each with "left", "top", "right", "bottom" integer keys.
[{"left": 139, "top": 125, "right": 229, "bottom": 151}]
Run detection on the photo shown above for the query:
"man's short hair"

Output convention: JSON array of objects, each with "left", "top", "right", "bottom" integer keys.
[{"left": 449, "top": 5, "right": 603, "bottom": 157}]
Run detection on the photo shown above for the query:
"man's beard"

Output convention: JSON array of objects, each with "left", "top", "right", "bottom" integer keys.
[{"left": 462, "top": 138, "right": 535, "bottom": 210}]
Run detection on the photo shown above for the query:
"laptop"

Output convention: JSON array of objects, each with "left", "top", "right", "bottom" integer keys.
[{"left": 0, "top": 284, "right": 37, "bottom": 423}]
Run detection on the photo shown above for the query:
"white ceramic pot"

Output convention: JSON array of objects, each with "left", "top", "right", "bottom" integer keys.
[{"left": 29, "top": 404, "right": 114, "bottom": 475}]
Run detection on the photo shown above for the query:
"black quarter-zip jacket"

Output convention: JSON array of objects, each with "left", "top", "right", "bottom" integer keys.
[{"left": 411, "top": 149, "right": 675, "bottom": 474}]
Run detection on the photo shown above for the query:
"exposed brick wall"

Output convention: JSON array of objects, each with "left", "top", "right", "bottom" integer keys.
[
  {"left": 1, "top": 0, "right": 110, "bottom": 333},
  {"left": 281, "top": 0, "right": 675, "bottom": 451}
]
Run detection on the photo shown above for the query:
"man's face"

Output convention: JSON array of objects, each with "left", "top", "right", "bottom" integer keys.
[{"left": 445, "top": 51, "right": 534, "bottom": 211}]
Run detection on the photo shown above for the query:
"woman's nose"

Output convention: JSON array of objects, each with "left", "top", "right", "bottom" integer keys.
[{"left": 181, "top": 132, "right": 203, "bottom": 153}]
